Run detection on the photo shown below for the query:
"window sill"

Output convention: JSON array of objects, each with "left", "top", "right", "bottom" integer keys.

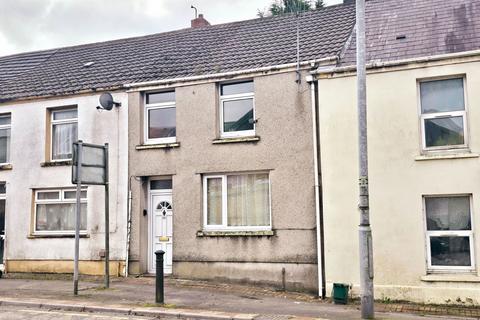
[
  {"left": 196, "top": 230, "right": 274, "bottom": 237},
  {"left": 28, "top": 233, "right": 89, "bottom": 239},
  {"left": 212, "top": 136, "right": 260, "bottom": 144},
  {"left": 40, "top": 160, "right": 73, "bottom": 167},
  {"left": 0, "top": 164, "right": 12, "bottom": 170},
  {"left": 421, "top": 274, "right": 480, "bottom": 283},
  {"left": 415, "top": 152, "right": 479, "bottom": 161},
  {"left": 136, "top": 142, "right": 180, "bottom": 150}
]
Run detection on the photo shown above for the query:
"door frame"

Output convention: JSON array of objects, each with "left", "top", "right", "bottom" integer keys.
[
  {"left": 0, "top": 186, "right": 6, "bottom": 272},
  {"left": 147, "top": 187, "right": 173, "bottom": 274}
]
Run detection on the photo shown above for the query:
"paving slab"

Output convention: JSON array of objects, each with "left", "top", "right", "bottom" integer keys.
[{"left": 0, "top": 276, "right": 476, "bottom": 320}]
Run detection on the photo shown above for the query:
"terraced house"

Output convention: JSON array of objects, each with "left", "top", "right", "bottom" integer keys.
[
  {"left": 315, "top": 0, "right": 480, "bottom": 304},
  {"left": 0, "top": 2, "right": 356, "bottom": 293},
  {"left": 1, "top": 0, "right": 480, "bottom": 305},
  {"left": 125, "top": 5, "right": 355, "bottom": 292},
  {"left": 0, "top": 55, "right": 129, "bottom": 276}
]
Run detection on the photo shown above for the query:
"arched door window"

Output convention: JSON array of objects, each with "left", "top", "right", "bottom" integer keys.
[{"left": 157, "top": 201, "right": 172, "bottom": 215}]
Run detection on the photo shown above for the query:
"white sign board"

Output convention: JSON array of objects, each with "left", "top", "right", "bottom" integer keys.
[{"left": 72, "top": 142, "right": 108, "bottom": 185}]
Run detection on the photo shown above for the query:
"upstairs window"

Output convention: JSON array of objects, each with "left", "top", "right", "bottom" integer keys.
[
  {"left": 51, "top": 108, "right": 78, "bottom": 161},
  {"left": 220, "top": 81, "right": 255, "bottom": 138},
  {"left": 424, "top": 195, "right": 474, "bottom": 272},
  {"left": 145, "top": 91, "right": 176, "bottom": 144},
  {"left": 419, "top": 78, "right": 467, "bottom": 150},
  {"left": 0, "top": 115, "right": 11, "bottom": 164}
]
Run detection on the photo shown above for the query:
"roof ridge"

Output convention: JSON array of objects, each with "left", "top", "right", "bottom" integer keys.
[
  {"left": 0, "top": 2, "right": 357, "bottom": 102},
  {"left": 0, "top": 3, "right": 352, "bottom": 59}
]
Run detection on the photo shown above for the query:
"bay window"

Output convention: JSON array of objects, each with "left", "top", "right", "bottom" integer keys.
[
  {"left": 424, "top": 195, "right": 474, "bottom": 272},
  {"left": 51, "top": 108, "right": 78, "bottom": 161},
  {"left": 34, "top": 189, "right": 87, "bottom": 234},
  {"left": 203, "top": 172, "right": 270, "bottom": 231},
  {"left": 419, "top": 77, "right": 467, "bottom": 150}
]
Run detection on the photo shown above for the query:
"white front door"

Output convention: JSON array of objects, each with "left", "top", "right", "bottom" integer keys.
[
  {"left": 149, "top": 192, "right": 173, "bottom": 274},
  {"left": 0, "top": 196, "right": 5, "bottom": 269}
]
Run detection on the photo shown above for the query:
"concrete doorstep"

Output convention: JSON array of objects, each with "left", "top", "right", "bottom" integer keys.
[{"left": 0, "top": 297, "right": 259, "bottom": 320}]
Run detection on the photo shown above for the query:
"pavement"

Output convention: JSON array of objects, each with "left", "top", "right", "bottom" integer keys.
[
  {"left": 0, "top": 304, "right": 170, "bottom": 320},
  {"left": 0, "top": 275, "right": 477, "bottom": 320}
]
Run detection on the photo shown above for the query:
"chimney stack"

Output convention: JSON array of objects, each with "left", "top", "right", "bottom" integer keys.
[{"left": 191, "top": 14, "right": 210, "bottom": 28}]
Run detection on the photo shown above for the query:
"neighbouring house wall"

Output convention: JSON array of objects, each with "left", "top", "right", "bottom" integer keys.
[
  {"left": 318, "top": 58, "right": 480, "bottom": 304},
  {"left": 0, "top": 92, "right": 129, "bottom": 275},
  {"left": 128, "top": 71, "right": 319, "bottom": 292}
]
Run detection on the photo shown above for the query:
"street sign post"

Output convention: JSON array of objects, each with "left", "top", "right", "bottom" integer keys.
[{"left": 72, "top": 141, "right": 109, "bottom": 294}]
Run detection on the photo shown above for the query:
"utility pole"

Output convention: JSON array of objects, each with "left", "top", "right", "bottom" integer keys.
[
  {"left": 356, "top": 0, "right": 374, "bottom": 318},
  {"left": 73, "top": 141, "right": 83, "bottom": 296},
  {"left": 104, "top": 143, "right": 110, "bottom": 289}
]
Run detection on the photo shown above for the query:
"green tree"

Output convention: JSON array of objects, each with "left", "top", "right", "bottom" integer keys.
[
  {"left": 315, "top": 0, "right": 325, "bottom": 8},
  {"left": 258, "top": 0, "right": 325, "bottom": 17}
]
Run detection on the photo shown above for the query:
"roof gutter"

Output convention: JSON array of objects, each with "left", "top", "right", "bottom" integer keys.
[
  {"left": 125, "top": 57, "right": 338, "bottom": 89},
  {"left": 314, "top": 49, "right": 480, "bottom": 75}
]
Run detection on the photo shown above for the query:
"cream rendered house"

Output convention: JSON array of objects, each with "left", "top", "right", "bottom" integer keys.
[{"left": 315, "top": 0, "right": 480, "bottom": 304}]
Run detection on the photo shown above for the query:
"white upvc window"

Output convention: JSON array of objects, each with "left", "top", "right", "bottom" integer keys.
[
  {"left": 0, "top": 115, "right": 11, "bottom": 165},
  {"left": 34, "top": 189, "right": 87, "bottom": 235},
  {"left": 424, "top": 195, "right": 475, "bottom": 273},
  {"left": 220, "top": 81, "right": 255, "bottom": 138},
  {"left": 203, "top": 172, "right": 271, "bottom": 231},
  {"left": 419, "top": 77, "right": 467, "bottom": 151},
  {"left": 144, "top": 91, "right": 176, "bottom": 144},
  {"left": 51, "top": 108, "right": 78, "bottom": 161}
]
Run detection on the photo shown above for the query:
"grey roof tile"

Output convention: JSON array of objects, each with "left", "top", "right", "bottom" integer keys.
[
  {"left": 0, "top": 4, "right": 356, "bottom": 102},
  {"left": 340, "top": 0, "right": 480, "bottom": 66}
]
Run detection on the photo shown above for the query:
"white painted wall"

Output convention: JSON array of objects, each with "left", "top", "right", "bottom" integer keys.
[{"left": 0, "top": 92, "right": 128, "bottom": 262}]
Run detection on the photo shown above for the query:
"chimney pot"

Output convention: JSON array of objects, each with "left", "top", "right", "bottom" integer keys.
[{"left": 191, "top": 13, "right": 210, "bottom": 28}]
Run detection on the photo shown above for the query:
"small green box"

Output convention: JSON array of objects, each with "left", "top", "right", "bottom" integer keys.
[{"left": 332, "top": 283, "right": 349, "bottom": 304}]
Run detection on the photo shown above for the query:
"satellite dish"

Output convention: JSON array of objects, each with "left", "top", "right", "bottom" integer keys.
[{"left": 98, "top": 92, "right": 121, "bottom": 110}]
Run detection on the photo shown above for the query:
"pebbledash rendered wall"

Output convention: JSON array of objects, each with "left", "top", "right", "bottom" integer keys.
[
  {"left": 128, "top": 70, "right": 319, "bottom": 292},
  {"left": 317, "top": 56, "right": 480, "bottom": 304},
  {"left": 1, "top": 92, "right": 129, "bottom": 276}
]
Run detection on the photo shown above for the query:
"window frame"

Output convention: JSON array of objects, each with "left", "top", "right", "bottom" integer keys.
[
  {"left": 202, "top": 172, "right": 271, "bottom": 232},
  {"left": 423, "top": 194, "right": 475, "bottom": 273},
  {"left": 0, "top": 114, "right": 11, "bottom": 165},
  {"left": 144, "top": 92, "right": 176, "bottom": 145},
  {"left": 219, "top": 81, "right": 255, "bottom": 138},
  {"left": 418, "top": 76, "right": 468, "bottom": 152},
  {"left": 50, "top": 108, "right": 78, "bottom": 162},
  {"left": 33, "top": 188, "right": 87, "bottom": 235}
]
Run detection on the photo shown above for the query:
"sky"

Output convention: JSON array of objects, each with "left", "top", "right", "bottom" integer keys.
[{"left": 0, "top": 0, "right": 343, "bottom": 57}]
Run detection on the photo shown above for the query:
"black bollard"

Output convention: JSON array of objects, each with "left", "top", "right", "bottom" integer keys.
[{"left": 155, "top": 250, "right": 165, "bottom": 304}]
